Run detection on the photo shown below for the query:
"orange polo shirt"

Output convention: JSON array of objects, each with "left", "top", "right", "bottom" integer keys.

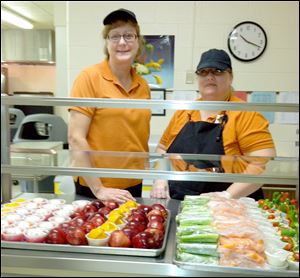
[
  {"left": 69, "top": 59, "right": 151, "bottom": 189},
  {"left": 160, "top": 94, "right": 275, "bottom": 174}
]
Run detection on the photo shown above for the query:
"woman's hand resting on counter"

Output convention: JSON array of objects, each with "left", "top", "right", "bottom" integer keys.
[
  {"left": 91, "top": 186, "right": 136, "bottom": 203},
  {"left": 151, "top": 180, "right": 170, "bottom": 199}
]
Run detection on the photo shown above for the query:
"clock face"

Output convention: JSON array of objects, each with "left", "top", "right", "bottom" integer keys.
[{"left": 228, "top": 21, "right": 267, "bottom": 62}]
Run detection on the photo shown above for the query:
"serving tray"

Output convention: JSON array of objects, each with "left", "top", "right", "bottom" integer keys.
[
  {"left": 1, "top": 209, "right": 170, "bottom": 257},
  {"left": 173, "top": 256, "right": 299, "bottom": 276}
]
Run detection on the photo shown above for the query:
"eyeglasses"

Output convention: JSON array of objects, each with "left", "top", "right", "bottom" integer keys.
[
  {"left": 196, "top": 68, "right": 230, "bottom": 77},
  {"left": 107, "top": 33, "right": 138, "bottom": 43}
]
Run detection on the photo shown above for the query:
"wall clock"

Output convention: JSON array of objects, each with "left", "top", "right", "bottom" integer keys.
[{"left": 228, "top": 21, "right": 267, "bottom": 62}]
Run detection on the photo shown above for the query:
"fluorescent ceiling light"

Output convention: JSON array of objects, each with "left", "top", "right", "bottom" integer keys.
[{"left": 1, "top": 7, "right": 33, "bottom": 29}]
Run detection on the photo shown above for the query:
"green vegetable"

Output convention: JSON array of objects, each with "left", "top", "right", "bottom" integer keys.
[
  {"left": 178, "top": 243, "right": 219, "bottom": 257},
  {"left": 179, "top": 217, "right": 212, "bottom": 226},
  {"left": 177, "top": 251, "right": 218, "bottom": 264},
  {"left": 176, "top": 225, "right": 216, "bottom": 236},
  {"left": 178, "top": 233, "right": 219, "bottom": 244},
  {"left": 281, "top": 228, "right": 297, "bottom": 237},
  {"left": 272, "top": 192, "right": 282, "bottom": 205}
]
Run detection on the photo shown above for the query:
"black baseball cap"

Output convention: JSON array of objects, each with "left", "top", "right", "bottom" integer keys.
[
  {"left": 196, "top": 49, "right": 232, "bottom": 72},
  {"left": 103, "top": 9, "right": 137, "bottom": 25}
]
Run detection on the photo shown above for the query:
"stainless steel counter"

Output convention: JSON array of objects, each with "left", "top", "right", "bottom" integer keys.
[{"left": 1, "top": 194, "right": 298, "bottom": 277}]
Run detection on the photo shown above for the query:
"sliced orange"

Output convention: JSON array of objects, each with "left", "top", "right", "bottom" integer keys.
[
  {"left": 124, "top": 200, "right": 138, "bottom": 209},
  {"left": 88, "top": 228, "right": 106, "bottom": 239},
  {"left": 3, "top": 203, "right": 20, "bottom": 208},
  {"left": 115, "top": 218, "right": 125, "bottom": 225},
  {"left": 13, "top": 198, "right": 27, "bottom": 203},
  {"left": 118, "top": 205, "right": 130, "bottom": 214},
  {"left": 108, "top": 210, "right": 124, "bottom": 218},
  {"left": 100, "top": 221, "right": 118, "bottom": 233},
  {"left": 108, "top": 214, "right": 122, "bottom": 224}
]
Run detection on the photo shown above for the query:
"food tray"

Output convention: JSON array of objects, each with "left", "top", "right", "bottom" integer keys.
[
  {"left": 174, "top": 197, "right": 299, "bottom": 276},
  {"left": 173, "top": 256, "right": 299, "bottom": 276},
  {"left": 1, "top": 209, "right": 170, "bottom": 257}
]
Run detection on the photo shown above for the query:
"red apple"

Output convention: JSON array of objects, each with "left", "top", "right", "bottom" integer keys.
[
  {"left": 147, "top": 209, "right": 164, "bottom": 219},
  {"left": 87, "top": 212, "right": 103, "bottom": 221},
  {"left": 70, "top": 210, "right": 86, "bottom": 220},
  {"left": 82, "top": 204, "right": 98, "bottom": 218},
  {"left": 122, "top": 227, "right": 140, "bottom": 240},
  {"left": 125, "top": 221, "right": 146, "bottom": 232},
  {"left": 81, "top": 222, "right": 96, "bottom": 234},
  {"left": 58, "top": 221, "right": 72, "bottom": 232},
  {"left": 98, "top": 206, "right": 112, "bottom": 217},
  {"left": 91, "top": 200, "right": 105, "bottom": 210},
  {"left": 108, "top": 230, "right": 131, "bottom": 247},
  {"left": 151, "top": 204, "right": 167, "bottom": 218},
  {"left": 147, "top": 220, "right": 165, "bottom": 232},
  {"left": 138, "top": 205, "right": 152, "bottom": 214},
  {"left": 147, "top": 215, "right": 164, "bottom": 223},
  {"left": 144, "top": 228, "right": 164, "bottom": 246},
  {"left": 132, "top": 231, "right": 156, "bottom": 249},
  {"left": 65, "top": 226, "right": 87, "bottom": 245},
  {"left": 130, "top": 208, "right": 146, "bottom": 215},
  {"left": 127, "top": 214, "right": 147, "bottom": 225},
  {"left": 46, "top": 228, "right": 67, "bottom": 244},
  {"left": 88, "top": 215, "right": 105, "bottom": 228},
  {"left": 69, "top": 216, "right": 85, "bottom": 227},
  {"left": 104, "top": 200, "right": 119, "bottom": 210}
]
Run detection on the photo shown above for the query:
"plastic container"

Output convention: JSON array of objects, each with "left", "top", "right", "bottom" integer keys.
[
  {"left": 265, "top": 248, "right": 290, "bottom": 267},
  {"left": 54, "top": 176, "right": 75, "bottom": 195},
  {"left": 54, "top": 176, "right": 75, "bottom": 203}
]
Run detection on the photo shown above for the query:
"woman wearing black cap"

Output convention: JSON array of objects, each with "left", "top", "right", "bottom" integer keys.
[
  {"left": 68, "top": 9, "right": 151, "bottom": 203},
  {"left": 151, "top": 48, "right": 276, "bottom": 201}
]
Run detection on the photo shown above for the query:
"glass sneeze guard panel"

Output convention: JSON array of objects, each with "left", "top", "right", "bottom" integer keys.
[{"left": 2, "top": 150, "right": 298, "bottom": 185}]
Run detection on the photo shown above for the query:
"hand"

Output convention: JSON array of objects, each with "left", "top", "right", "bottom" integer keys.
[
  {"left": 151, "top": 180, "right": 170, "bottom": 199},
  {"left": 92, "top": 186, "right": 136, "bottom": 203},
  {"left": 240, "top": 35, "right": 262, "bottom": 48},
  {"left": 200, "top": 191, "right": 232, "bottom": 199}
]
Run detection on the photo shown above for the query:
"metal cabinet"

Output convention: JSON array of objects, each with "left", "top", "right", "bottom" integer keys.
[{"left": 1, "top": 29, "right": 55, "bottom": 63}]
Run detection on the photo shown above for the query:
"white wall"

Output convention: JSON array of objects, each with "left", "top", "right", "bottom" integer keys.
[
  {"left": 54, "top": 1, "right": 299, "bottom": 156},
  {"left": 62, "top": 1, "right": 299, "bottom": 92}
]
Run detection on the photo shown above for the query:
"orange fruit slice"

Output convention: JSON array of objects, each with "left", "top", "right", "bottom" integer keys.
[
  {"left": 108, "top": 214, "right": 122, "bottom": 224},
  {"left": 13, "top": 198, "right": 27, "bottom": 203},
  {"left": 100, "top": 221, "right": 118, "bottom": 233},
  {"left": 3, "top": 203, "right": 20, "bottom": 208},
  {"left": 124, "top": 200, "right": 138, "bottom": 209},
  {"left": 108, "top": 210, "right": 124, "bottom": 218},
  {"left": 88, "top": 228, "right": 106, "bottom": 239},
  {"left": 118, "top": 205, "right": 130, "bottom": 214}
]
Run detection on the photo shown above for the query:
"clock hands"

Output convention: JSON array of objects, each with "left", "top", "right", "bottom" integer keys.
[{"left": 240, "top": 35, "right": 262, "bottom": 48}]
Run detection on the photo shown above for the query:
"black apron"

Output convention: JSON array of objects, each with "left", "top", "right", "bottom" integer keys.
[{"left": 167, "top": 113, "right": 263, "bottom": 201}]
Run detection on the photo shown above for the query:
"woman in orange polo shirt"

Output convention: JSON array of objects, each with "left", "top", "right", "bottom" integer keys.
[
  {"left": 68, "top": 9, "right": 151, "bottom": 203},
  {"left": 151, "top": 49, "right": 276, "bottom": 201}
]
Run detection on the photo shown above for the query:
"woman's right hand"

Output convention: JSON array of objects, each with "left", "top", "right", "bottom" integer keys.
[
  {"left": 150, "top": 180, "right": 170, "bottom": 199},
  {"left": 92, "top": 186, "right": 136, "bottom": 203}
]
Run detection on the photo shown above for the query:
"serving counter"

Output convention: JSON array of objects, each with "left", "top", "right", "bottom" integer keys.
[{"left": 1, "top": 194, "right": 298, "bottom": 277}]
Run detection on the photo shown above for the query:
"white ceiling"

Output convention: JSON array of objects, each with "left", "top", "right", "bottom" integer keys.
[{"left": 1, "top": 1, "right": 54, "bottom": 29}]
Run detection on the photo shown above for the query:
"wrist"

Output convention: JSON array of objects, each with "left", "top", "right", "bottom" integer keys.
[
  {"left": 223, "top": 191, "right": 232, "bottom": 199},
  {"left": 89, "top": 183, "right": 103, "bottom": 196}
]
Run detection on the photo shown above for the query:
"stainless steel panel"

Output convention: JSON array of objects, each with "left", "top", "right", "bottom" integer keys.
[
  {"left": 1, "top": 95, "right": 299, "bottom": 112},
  {"left": 173, "top": 259, "right": 299, "bottom": 276}
]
